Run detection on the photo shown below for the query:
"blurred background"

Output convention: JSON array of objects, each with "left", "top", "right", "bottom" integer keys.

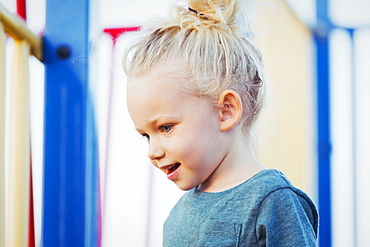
[{"left": 1, "top": 0, "right": 369, "bottom": 246}]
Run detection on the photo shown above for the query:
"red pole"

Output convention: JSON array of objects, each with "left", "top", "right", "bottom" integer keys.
[{"left": 16, "top": 0, "right": 27, "bottom": 20}]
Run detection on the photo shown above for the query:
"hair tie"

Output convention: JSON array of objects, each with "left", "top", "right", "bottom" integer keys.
[{"left": 188, "top": 7, "right": 199, "bottom": 15}]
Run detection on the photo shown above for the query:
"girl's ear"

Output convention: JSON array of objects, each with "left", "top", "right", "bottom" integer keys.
[{"left": 218, "top": 90, "right": 243, "bottom": 131}]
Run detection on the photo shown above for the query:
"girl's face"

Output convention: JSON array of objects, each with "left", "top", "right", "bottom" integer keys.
[{"left": 126, "top": 63, "right": 230, "bottom": 191}]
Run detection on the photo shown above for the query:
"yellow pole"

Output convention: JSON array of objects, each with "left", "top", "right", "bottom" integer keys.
[
  {"left": 0, "top": 22, "right": 6, "bottom": 247},
  {"left": 0, "top": 3, "right": 43, "bottom": 61},
  {"left": 5, "top": 39, "right": 31, "bottom": 247}
]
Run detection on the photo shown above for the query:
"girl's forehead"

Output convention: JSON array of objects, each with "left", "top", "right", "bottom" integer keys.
[
  {"left": 128, "top": 72, "right": 195, "bottom": 98},
  {"left": 127, "top": 74, "right": 187, "bottom": 98},
  {"left": 127, "top": 57, "right": 205, "bottom": 102},
  {"left": 128, "top": 58, "right": 190, "bottom": 84},
  {"left": 126, "top": 73, "right": 207, "bottom": 120}
]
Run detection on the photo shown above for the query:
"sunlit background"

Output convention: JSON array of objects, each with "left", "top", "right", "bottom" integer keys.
[{"left": 1, "top": 0, "right": 370, "bottom": 246}]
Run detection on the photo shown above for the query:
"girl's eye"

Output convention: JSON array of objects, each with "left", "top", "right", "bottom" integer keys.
[{"left": 159, "top": 125, "right": 173, "bottom": 133}]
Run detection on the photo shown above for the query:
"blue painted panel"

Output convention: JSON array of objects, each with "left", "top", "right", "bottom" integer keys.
[
  {"left": 43, "top": 0, "right": 99, "bottom": 246},
  {"left": 315, "top": 0, "right": 332, "bottom": 246}
]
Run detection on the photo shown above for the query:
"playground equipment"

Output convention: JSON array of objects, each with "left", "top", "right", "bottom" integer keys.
[
  {"left": 0, "top": 2, "right": 41, "bottom": 246},
  {"left": 0, "top": 1, "right": 141, "bottom": 245},
  {"left": 1, "top": 0, "right": 101, "bottom": 245},
  {"left": 1, "top": 0, "right": 370, "bottom": 246}
]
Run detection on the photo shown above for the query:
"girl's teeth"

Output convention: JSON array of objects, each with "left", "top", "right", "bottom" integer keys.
[{"left": 166, "top": 163, "right": 180, "bottom": 173}]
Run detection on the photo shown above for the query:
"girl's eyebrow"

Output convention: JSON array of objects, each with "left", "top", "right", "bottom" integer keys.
[{"left": 147, "top": 114, "right": 178, "bottom": 124}]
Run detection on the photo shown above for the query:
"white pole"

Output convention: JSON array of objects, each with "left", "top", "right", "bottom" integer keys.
[
  {"left": 6, "top": 39, "right": 31, "bottom": 247},
  {"left": 0, "top": 22, "right": 6, "bottom": 247}
]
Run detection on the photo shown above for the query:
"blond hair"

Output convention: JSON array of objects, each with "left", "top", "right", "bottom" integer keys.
[{"left": 124, "top": 0, "right": 265, "bottom": 133}]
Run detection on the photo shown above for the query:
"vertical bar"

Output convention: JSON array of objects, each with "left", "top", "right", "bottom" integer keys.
[
  {"left": 29, "top": 158, "right": 35, "bottom": 247},
  {"left": 85, "top": 96, "right": 99, "bottom": 247},
  {"left": 348, "top": 29, "right": 358, "bottom": 247},
  {"left": 0, "top": 23, "right": 6, "bottom": 247},
  {"left": 16, "top": 0, "right": 27, "bottom": 20},
  {"left": 87, "top": 5, "right": 100, "bottom": 246},
  {"left": 101, "top": 28, "right": 138, "bottom": 246},
  {"left": 42, "top": 0, "right": 99, "bottom": 246},
  {"left": 14, "top": 3, "right": 36, "bottom": 245},
  {"left": 354, "top": 30, "right": 370, "bottom": 247},
  {"left": 315, "top": 0, "right": 332, "bottom": 246},
  {"left": 6, "top": 39, "right": 31, "bottom": 247}
]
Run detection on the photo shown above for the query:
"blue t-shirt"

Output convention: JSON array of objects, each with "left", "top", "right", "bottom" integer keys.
[{"left": 163, "top": 169, "right": 319, "bottom": 246}]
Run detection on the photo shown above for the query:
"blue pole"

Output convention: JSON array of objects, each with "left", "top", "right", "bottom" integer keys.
[
  {"left": 42, "top": 0, "right": 99, "bottom": 246},
  {"left": 315, "top": 0, "right": 332, "bottom": 246},
  {"left": 348, "top": 28, "right": 358, "bottom": 247}
]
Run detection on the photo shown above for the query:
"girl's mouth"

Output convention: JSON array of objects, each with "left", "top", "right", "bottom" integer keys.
[{"left": 166, "top": 163, "right": 181, "bottom": 175}]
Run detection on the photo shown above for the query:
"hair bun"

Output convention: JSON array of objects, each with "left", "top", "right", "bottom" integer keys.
[{"left": 186, "top": 0, "right": 241, "bottom": 32}]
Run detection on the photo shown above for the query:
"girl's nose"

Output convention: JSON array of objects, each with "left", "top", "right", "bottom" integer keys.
[{"left": 147, "top": 140, "right": 165, "bottom": 161}]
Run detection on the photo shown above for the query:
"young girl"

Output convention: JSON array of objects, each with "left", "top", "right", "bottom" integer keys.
[{"left": 124, "top": 0, "right": 319, "bottom": 245}]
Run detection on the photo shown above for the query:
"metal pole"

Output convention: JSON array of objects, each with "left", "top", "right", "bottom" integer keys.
[
  {"left": 43, "top": 0, "right": 99, "bottom": 245},
  {"left": 0, "top": 3, "right": 42, "bottom": 61}
]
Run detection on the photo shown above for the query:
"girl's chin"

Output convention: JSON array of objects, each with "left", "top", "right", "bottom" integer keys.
[{"left": 174, "top": 181, "right": 198, "bottom": 191}]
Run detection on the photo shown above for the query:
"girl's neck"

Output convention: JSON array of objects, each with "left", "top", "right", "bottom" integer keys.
[{"left": 198, "top": 133, "right": 265, "bottom": 192}]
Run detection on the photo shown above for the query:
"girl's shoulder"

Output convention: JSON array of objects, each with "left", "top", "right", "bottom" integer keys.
[
  {"left": 250, "top": 169, "right": 319, "bottom": 239},
  {"left": 232, "top": 169, "right": 295, "bottom": 197}
]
